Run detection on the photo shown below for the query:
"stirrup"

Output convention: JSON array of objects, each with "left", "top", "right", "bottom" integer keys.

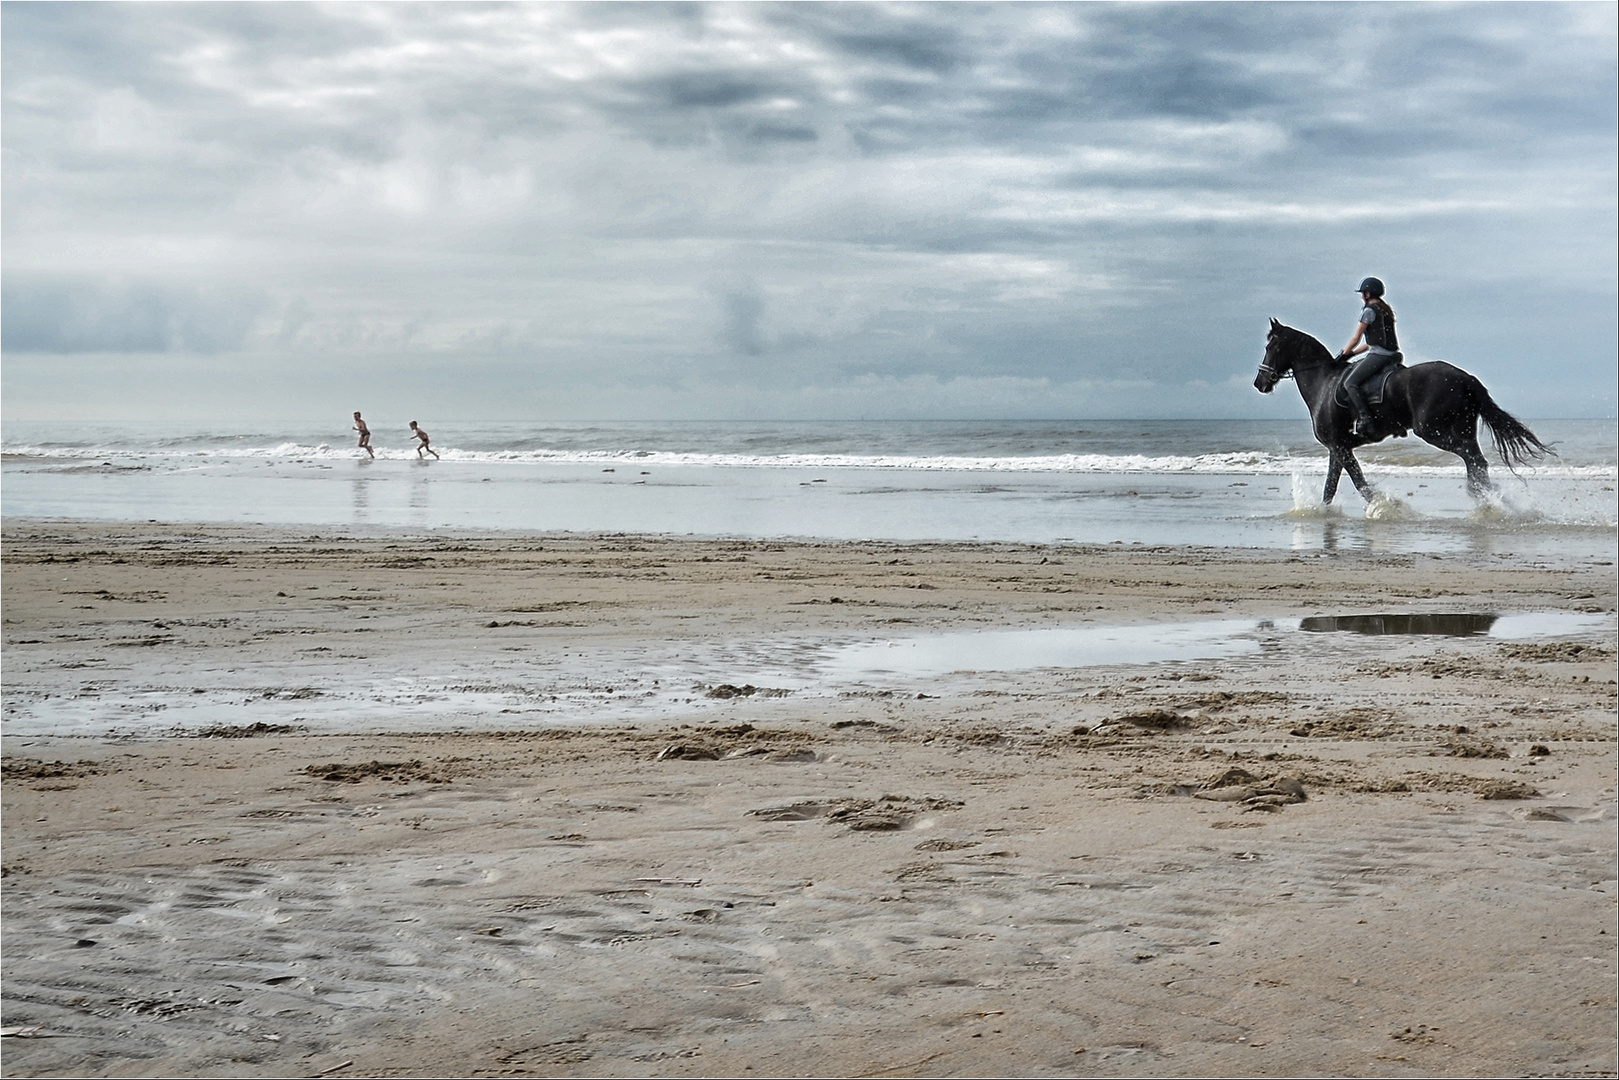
[{"left": 1352, "top": 416, "right": 1373, "bottom": 435}]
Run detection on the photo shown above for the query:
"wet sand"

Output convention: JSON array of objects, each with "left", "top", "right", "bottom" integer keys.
[{"left": 3, "top": 522, "right": 1616, "bottom": 1077}]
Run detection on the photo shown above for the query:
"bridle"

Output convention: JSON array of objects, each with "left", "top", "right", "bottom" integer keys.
[
  {"left": 1258, "top": 340, "right": 1296, "bottom": 382},
  {"left": 1260, "top": 332, "right": 1337, "bottom": 382},
  {"left": 1258, "top": 353, "right": 1294, "bottom": 382}
]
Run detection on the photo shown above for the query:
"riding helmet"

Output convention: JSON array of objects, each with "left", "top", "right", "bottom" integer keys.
[{"left": 1357, "top": 276, "right": 1385, "bottom": 297}]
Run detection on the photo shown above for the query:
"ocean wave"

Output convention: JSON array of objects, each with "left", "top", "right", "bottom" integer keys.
[{"left": 4, "top": 440, "right": 1614, "bottom": 479}]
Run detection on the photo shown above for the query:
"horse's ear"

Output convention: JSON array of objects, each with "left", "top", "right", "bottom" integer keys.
[{"left": 1269, "top": 317, "right": 1279, "bottom": 328}]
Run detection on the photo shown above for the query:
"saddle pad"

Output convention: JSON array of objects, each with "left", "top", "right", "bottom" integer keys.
[{"left": 1333, "top": 365, "right": 1397, "bottom": 409}]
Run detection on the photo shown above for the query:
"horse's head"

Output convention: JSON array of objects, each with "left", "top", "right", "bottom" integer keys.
[{"left": 1254, "top": 319, "right": 1291, "bottom": 393}]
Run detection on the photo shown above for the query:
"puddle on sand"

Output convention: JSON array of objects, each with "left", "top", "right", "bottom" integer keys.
[
  {"left": 1300, "top": 612, "right": 1612, "bottom": 639},
  {"left": 824, "top": 619, "right": 1265, "bottom": 678},
  {"left": 822, "top": 611, "right": 1612, "bottom": 679},
  {"left": 1300, "top": 614, "right": 1496, "bottom": 636},
  {"left": 10, "top": 611, "right": 1609, "bottom": 737}
]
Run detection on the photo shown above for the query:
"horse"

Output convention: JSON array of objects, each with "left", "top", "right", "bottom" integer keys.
[{"left": 1253, "top": 319, "right": 1552, "bottom": 506}]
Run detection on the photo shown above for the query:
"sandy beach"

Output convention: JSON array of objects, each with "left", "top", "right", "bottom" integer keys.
[{"left": 2, "top": 521, "right": 1615, "bottom": 1077}]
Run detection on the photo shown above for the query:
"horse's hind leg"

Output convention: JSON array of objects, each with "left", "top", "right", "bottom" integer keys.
[
  {"left": 1422, "top": 428, "right": 1493, "bottom": 499},
  {"left": 1459, "top": 440, "right": 1492, "bottom": 498}
]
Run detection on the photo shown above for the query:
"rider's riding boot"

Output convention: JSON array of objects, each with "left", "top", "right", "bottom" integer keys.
[{"left": 1346, "top": 384, "right": 1375, "bottom": 435}]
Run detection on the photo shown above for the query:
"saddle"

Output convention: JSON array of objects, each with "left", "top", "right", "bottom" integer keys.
[
  {"left": 1332, "top": 364, "right": 1398, "bottom": 409},
  {"left": 1332, "top": 361, "right": 1408, "bottom": 437}
]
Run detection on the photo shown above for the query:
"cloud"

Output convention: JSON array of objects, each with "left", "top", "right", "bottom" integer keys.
[
  {"left": 2, "top": 2, "right": 1613, "bottom": 419},
  {"left": 720, "top": 285, "right": 768, "bottom": 356},
  {"left": 2, "top": 279, "right": 269, "bottom": 354}
]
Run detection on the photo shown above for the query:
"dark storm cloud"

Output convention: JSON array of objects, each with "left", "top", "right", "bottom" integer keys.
[
  {"left": 2, "top": 1, "right": 1613, "bottom": 419},
  {"left": 786, "top": 4, "right": 970, "bottom": 74}
]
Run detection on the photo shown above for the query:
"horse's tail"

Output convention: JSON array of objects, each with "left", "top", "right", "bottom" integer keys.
[{"left": 1474, "top": 383, "right": 1553, "bottom": 468}]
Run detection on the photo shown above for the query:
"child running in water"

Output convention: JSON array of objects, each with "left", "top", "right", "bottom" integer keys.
[
  {"left": 408, "top": 421, "right": 440, "bottom": 459},
  {"left": 353, "top": 412, "right": 374, "bottom": 458}
]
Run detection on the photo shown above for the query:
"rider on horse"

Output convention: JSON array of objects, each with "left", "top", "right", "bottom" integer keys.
[{"left": 1337, "top": 276, "right": 1402, "bottom": 435}]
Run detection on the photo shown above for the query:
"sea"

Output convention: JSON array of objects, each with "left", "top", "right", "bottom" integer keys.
[
  {"left": 4, "top": 418, "right": 1614, "bottom": 737},
  {"left": 2, "top": 418, "right": 1614, "bottom": 561}
]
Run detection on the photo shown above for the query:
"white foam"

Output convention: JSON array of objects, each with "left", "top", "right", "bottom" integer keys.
[{"left": 5, "top": 441, "right": 1613, "bottom": 479}]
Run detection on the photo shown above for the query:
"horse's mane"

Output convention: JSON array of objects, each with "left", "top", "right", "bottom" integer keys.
[{"left": 1271, "top": 321, "right": 1340, "bottom": 369}]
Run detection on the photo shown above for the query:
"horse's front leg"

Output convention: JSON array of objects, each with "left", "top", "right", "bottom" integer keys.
[
  {"left": 1336, "top": 446, "right": 1377, "bottom": 502},
  {"left": 1322, "top": 454, "right": 1343, "bottom": 505}
]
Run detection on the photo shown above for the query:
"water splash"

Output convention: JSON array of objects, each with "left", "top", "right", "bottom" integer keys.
[
  {"left": 1470, "top": 484, "right": 1547, "bottom": 525},
  {"left": 1285, "top": 471, "right": 1342, "bottom": 519},
  {"left": 1364, "top": 491, "right": 1421, "bottom": 521}
]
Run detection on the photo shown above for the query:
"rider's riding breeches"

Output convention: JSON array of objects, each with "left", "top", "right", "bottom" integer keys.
[{"left": 1345, "top": 350, "right": 1402, "bottom": 418}]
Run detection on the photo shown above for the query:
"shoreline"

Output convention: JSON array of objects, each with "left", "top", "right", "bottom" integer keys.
[
  {"left": 3, "top": 521, "right": 1616, "bottom": 1076},
  {"left": 7, "top": 427, "right": 1616, "bottom": 556}
]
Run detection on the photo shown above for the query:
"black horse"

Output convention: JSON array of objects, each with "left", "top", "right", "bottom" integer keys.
[{"left": 1254, "top": 319, "right": 1551, "bottom": 505}]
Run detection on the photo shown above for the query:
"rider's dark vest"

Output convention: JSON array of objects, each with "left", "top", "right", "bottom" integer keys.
[{"left": 1365, "top": 298, "right": 1399, "bottom": 352}]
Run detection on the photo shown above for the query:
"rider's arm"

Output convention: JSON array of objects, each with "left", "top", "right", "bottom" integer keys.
[{"left": 1340, "top": 321, "right": 1367, "bottom": 358}]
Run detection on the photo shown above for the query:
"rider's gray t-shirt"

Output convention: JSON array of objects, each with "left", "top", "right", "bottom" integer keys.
[{"left": 1359, "top": 306, "right": 1397, "bottom": 355}]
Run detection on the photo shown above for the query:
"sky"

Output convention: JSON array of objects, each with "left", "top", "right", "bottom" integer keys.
[{"left": 3, "top": 1, "right": 1615, "bottom": 423}]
